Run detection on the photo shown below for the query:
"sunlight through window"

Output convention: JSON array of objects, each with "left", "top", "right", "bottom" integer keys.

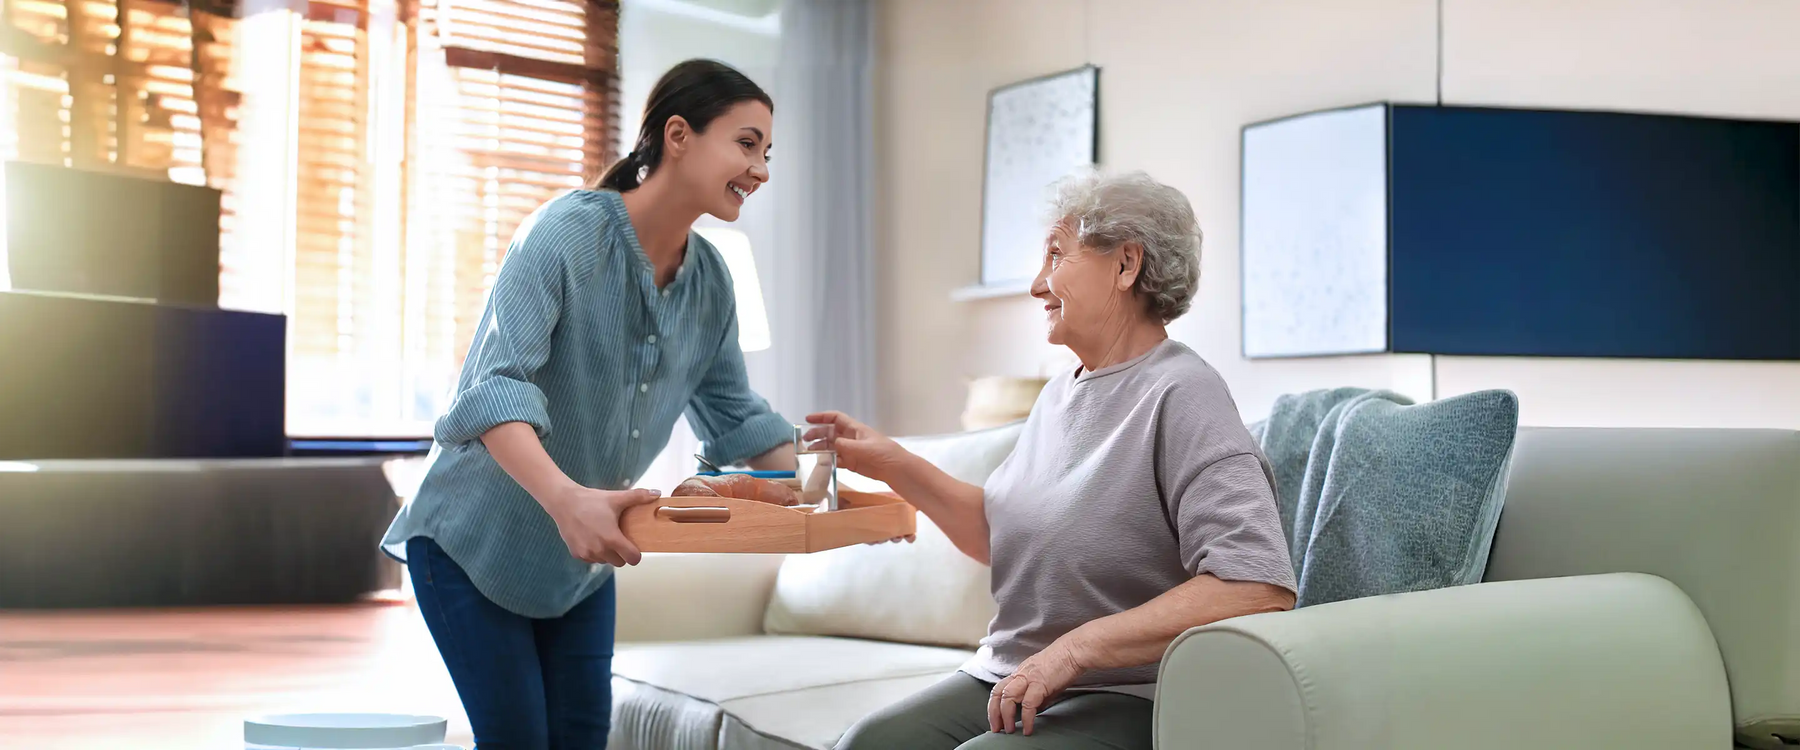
[{"left": 0, "top": 59, "right": 10, "bottom": 293}]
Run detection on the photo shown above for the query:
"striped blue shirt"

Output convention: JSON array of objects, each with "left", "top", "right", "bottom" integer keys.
[{"left": 382, "top": 189, "right": 792, "bottom": 618}]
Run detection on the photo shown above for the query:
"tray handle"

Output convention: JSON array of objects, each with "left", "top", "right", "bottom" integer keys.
[{"left": 654, "top": 506, "right": 732, "bottom": 524}]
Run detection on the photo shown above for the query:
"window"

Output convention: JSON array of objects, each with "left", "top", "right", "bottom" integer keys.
[
  {"left": 5, "top": 0, "right": 77, "bottom": 165},
  {"left": 398, "top": 0, "right": 619, "bottom": 428},
  {"left": 285, "top": 0, "right": 389, "bottom": 433},
  {"left": 3, "top": 0, "right": 618, "bottom": 438},
  {"left": 1, "top": 0, "right": 241, "bottom": 265},
  {"left": 0, "top": 54, "right": 70, "bottom": 167}
]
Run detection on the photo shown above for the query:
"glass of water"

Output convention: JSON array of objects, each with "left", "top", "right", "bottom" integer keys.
[{"left": 794, "top": 423, "right": 839, "bottom": 511}]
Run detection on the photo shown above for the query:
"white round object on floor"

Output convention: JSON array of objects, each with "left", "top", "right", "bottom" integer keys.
[{"left": 244, "top": 713, "right": 447, "bottom": 749}]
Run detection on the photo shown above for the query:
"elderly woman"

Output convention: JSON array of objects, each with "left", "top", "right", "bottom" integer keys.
[{"left": 815, "top": 171, "right": 1297, "bottom": 750}]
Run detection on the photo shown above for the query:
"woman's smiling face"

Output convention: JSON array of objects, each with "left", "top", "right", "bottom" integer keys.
[{"left": 665, "top": 99, "right": 772, "bottom": 222}]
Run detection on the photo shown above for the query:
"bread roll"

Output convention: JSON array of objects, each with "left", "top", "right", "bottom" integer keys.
[{"left": 672, "top": 474, "right": 801, "bottom": 506}]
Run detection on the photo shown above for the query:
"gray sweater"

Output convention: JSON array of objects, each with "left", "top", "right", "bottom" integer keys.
[{"left": 962, "top": 340, "right": 1297, "bottom": 699}]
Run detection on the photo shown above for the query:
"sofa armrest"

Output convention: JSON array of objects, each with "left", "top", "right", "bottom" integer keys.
[
  {"left": 1155, "top": 573, "right": 1732, "bottom": 750},
  {"left": 613, "top": 553, "right": 784, "bottom": 643}
]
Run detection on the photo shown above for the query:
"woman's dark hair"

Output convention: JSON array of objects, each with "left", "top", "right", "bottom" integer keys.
[{"left": 596, "top": 59, "right": 773, "bottom": 192}]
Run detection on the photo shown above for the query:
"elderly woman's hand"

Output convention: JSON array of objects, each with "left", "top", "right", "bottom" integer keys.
[
  {"left": 805, "top": 411, "right": 907, "bottom": 484},
  {"left": 806, "top": 412, "right": 917, "bottom": 544},
  {"left": 987, "top": 637, "right": 1088, "bottom": 736}
]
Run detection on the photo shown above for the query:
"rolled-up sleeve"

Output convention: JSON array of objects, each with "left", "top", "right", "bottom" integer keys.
[
  {"left": 1155, "top": 382, "right": 1299, "bottom": 593},
  {"left": 1175, "top": 453, "right": 1297, "bottom": 592},
  {"left": 433, "top": 216, "right": 567, "bottom": 448},
  {"left": 686, "top": 308, "right": 791, "bottom": 466}
]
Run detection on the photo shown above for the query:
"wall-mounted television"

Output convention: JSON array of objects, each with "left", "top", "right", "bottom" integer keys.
[{"left": 1242, "top": 104, "right": 1800, "bottom": 361}]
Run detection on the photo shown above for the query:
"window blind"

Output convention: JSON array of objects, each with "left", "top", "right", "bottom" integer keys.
[
  {"left": 5, "top": 0, "right": 80, "bottom": 165},
  {"left": 399, "top": 0, "right": 617, "bottom": 423},
  {"left": 2, "top": 0, "right": 243, "bottom": 298},
  {"left": 4, "top": 0, "right": 619, "bottom": 437},
  {"left": 292, "top": 0, "right": 371, "bottom": 361}
]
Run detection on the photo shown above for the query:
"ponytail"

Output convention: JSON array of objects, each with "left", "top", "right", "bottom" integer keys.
[
  {"left": 592, "top": 59, "right": 772, "bottom": 193},
  {"left": 598, "top": 148, "right": 650, "bottom": 192}
]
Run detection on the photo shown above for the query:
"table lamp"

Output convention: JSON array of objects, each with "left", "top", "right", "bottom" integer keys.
[{"left": 695, "top": 227, "right": 771, "bottom": 353}]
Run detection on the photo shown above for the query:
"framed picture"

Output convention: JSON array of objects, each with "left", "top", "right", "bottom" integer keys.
[{"left": 980, "top": 65, "right": 1100, "bottom": 288}]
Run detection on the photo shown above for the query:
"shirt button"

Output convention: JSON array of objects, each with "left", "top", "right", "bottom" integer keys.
[
  {"left": 646, "top": 334, "right": 657, "bottom": 344},
  {"left": 631, "top": 429, "right": 641, "bottom": 439},
  {"left": 661, "top": 289, "right": 670, "bottom": 297},
  {"left": 639, "top": 383, "right": 649, "bottom": 393}
]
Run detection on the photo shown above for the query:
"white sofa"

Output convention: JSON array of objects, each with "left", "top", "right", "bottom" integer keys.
[{"left": 609, "top": 424, "right": 1800, "bottom": 750}]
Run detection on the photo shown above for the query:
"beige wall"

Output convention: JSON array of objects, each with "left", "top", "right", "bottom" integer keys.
[{"left": 874, "top": 0, "right": 1800, "bottom": 436}]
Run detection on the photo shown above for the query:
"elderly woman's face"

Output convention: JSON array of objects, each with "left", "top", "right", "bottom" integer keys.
[{"left": 1031, "top": 220, "right": 1140, "bottom": 347}]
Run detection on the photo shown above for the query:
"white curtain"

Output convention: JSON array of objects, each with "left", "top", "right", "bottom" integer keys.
[{"left": 767, "top": 0, "right": 877, "bottom": 423}]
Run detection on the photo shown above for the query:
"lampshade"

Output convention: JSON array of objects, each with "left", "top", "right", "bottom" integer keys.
[{"left": 694, "top": 227, "right": 771, "bottom": 353}]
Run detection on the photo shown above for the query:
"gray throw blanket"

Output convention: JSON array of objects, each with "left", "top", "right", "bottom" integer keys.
[{"left": 1248, "top": 388, "right": 1519, "bottom": 608}]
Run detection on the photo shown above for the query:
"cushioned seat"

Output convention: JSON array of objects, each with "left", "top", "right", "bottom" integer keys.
[
  {"left": 611, "top": 636, "right": 974, "bottom": 750},
  {"left": 609, "top": 425, "right": 1021, "bottom": 750},
  {"left": 613, "top": 422, "right": 1800, "bottom": 750}
]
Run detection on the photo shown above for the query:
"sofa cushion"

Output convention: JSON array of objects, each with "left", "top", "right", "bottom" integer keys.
[
  {"left": 610, "top": 677, "right": 728, "bottom": 750},
  {"left": 719, "top": 673, "right": 955, "bottom": 750},
  {"left": 1250, "top": 388, "right": 1519, "bottom": 608},
  {"left": 610, "top": 636, "right": 973, "bottom": 750},
  {"left": 761, "top": 422, "right": 1022, "bottom": 648}
]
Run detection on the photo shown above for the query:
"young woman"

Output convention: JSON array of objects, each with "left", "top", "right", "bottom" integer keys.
[{"left": 381, "top": 59, "right": 796, "bottom": 749}]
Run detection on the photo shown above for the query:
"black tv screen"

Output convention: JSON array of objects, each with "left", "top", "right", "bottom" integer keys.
[
  {"left": 4, "top": 161, "right": 221, "bottom": 307},
  {"left": 1388, "top": 106, "right": 1800, "bottom": 360}
]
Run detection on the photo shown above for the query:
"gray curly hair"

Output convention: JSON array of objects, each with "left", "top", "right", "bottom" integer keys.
[{"left": 1048, "top": 170, "right": 1203, "bottom": 323}]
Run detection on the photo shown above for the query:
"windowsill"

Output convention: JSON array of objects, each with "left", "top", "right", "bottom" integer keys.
[{"left": 949, "top": 282, "right": 1033, "bottom": 302}]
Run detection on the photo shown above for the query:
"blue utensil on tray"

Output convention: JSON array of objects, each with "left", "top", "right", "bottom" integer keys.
[
  {"left": 695, "top": 469, "right": 797, "bottom": 479},
  {"left": 693, "top": 455, "right": 795, "bottom": 479}
]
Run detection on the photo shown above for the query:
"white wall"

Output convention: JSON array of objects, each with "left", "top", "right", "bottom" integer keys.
[{"left": 875, "top": 0, "right": 1800, "bottom": 435}]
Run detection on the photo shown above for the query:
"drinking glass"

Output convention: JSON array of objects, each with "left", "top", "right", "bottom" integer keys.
[{"left": 794, "top": 423, "right": 839, "bottom": 511}]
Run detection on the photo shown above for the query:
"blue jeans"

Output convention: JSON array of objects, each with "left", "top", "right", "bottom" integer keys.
[{"left": 406, "top": 537, "right": 614, "bottom": 750}]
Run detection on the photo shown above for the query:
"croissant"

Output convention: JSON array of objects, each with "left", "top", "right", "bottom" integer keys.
[{"left": 673, "top": 474, "right": 801, "bottom": 506}]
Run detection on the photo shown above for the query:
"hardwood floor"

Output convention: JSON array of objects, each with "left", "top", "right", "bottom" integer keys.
[{"left": 0, "top": 601, "right": 475, "bottom": 748}]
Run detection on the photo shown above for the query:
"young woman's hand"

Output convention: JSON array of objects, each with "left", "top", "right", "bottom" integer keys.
[
  {"left": 805, "top": 411, "right": 908, "bottom": 484},
  {"left": 544, "top": 486, "right": 663, "bottom": 567},
  {"left": 480, "top": 422, "right": 662, "bottom": 567}
]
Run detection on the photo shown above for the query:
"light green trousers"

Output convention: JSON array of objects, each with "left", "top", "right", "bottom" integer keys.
[{"left": 835, "top": 673, "right": 1153, "bottom": 750}]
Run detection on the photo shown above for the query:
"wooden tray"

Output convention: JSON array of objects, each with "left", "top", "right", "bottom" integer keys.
[{"left": 622, "top": 490, "right": 916, "bottom": 553}]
